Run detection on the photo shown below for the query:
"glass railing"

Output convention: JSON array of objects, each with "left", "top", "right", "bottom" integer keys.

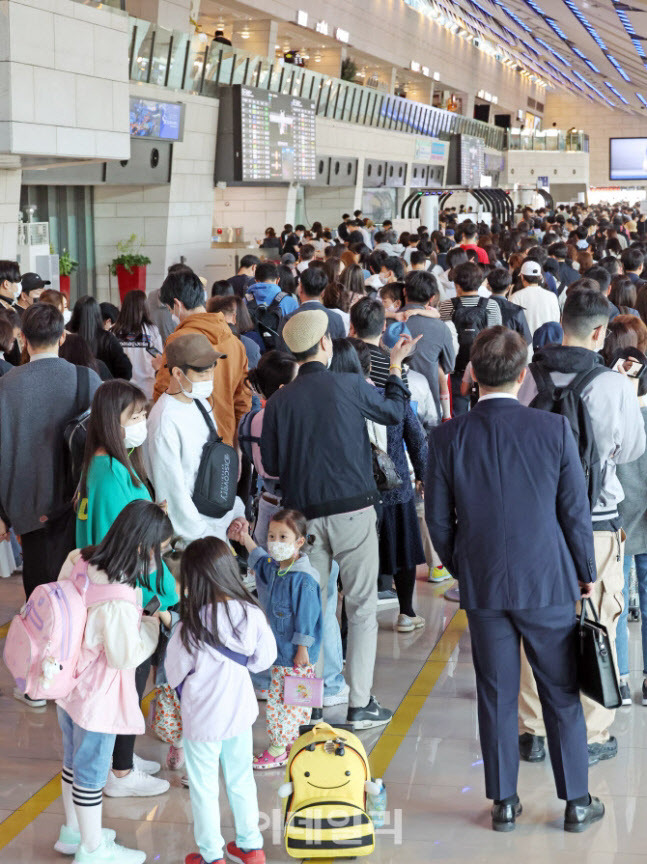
[
  {"left": 128, "top": 17, "right": 506, "bottom": 150},
  {"left": 506, "top": 129, "right": 589, "bottom": 152}
]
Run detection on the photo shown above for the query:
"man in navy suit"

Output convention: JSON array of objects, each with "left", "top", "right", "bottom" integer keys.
[{"left": 425, "top": 326, "right": 604, "bottom": 833}]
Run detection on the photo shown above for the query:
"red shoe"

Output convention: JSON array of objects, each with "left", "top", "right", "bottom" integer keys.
[
  {"left": 185, "top": 855, "right": 225, "bottom": 864},
  {"left": 225, "top": 843, "right": 265, "bottom": 864}
]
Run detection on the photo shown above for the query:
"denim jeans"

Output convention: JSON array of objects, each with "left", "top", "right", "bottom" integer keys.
[
  {"left": 251, "top": 561, "right": 345, "bottom": 696},
  {"left": 616, "top": 553, "right": 647, "bottom": 677},
  {"left": 57, "top": 707, "right": 116, "bottom": 789}
]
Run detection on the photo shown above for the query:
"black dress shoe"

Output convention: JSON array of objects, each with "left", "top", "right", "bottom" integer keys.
[
  {"left": 519, "top": 733, "right": 546, "bottom": 762},
  {"left": 491, "top": 798, "right": 522, "bottom": 832},
  {"left": 564, "top": 796, "right": 605, "bottom": 832},
  {"left": 310, "top": 708, "right": 323, "bottom": 722},
  {"left": 588, "top": 735, "right": 617, "bottom": 766}
]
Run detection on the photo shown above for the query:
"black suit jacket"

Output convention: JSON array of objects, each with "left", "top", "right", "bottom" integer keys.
[{"left": 425, "top": 397, "right": 595, "bottom": 610}]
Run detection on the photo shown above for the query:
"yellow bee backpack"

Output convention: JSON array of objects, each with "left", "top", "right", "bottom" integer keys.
[{"left": 278, "top": 722, "right": 378, "bottom": 859}]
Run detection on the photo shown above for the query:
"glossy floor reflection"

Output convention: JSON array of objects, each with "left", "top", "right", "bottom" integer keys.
[{"left": 1, "top": 572, "right": 647, "bottom": 862}]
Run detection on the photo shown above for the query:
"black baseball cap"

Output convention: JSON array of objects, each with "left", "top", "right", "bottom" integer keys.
[{"left": 21, "top": 272, "right": 50, "bottom": 293}]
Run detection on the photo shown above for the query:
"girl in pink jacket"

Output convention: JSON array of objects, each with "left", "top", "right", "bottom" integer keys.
[
  {"left": 55, "top": 500, "right": 172, "bottom": 864},
  {"left": 165, "top": 537, "right": 277, "bottom": 864}
]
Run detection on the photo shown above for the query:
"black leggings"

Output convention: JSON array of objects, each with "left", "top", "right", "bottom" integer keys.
[
  {"left": 393, "top": 568, "right": 416, "bottom": 618},
  {"left": 112, "top": 657, "right": 152, "bottom": 772}
]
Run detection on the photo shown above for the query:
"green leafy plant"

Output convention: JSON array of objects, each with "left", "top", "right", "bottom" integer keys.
[
  {"left": 341, "top": 57, "right": 358, "bottom": 82},
  {"left": 110, "top": 234, "right": 151, "bottom": 275},
  {"left": 59, "top": 249, "right": 79, "bottom": 277}
]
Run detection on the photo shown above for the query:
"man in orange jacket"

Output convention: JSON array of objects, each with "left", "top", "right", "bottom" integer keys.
[{"left": 153, "top": 268, "right": 250, "bottom": 445}]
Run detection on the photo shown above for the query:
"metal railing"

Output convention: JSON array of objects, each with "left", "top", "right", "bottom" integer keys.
[
  {"left": 506, "top": 129, "right": 590, "bottom": 152},
  {"left": 128, "top": 17, "right": 506, "bottom": 150}
]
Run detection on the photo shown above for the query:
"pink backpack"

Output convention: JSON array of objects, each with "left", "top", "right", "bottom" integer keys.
[{"left": 3, "top": 558, "right": 136, "bottom": 701}]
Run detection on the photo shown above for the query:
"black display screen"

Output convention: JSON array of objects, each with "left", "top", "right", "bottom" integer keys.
[
  {"left": 238, "top": 86, "right": 316, "bottom": 182},
  {"left": 459, "top": 135, "right": 485, "bottom": 186}
]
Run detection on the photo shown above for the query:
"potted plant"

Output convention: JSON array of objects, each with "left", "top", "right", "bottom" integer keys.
[
  {"left": 110, "top": 234, "right": 151, "bottom": 302},
  {"left": 58, "top": 249, "right": 78, "bottom": 299}
]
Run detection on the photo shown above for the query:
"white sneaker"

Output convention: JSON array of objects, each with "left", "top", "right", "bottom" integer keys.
[
  {"left": 132, "top": 754, "right": 161, "bottom": 775},
  {"left": 323, "top": 682, "right": 350, "bottom": 707},
  {"left": 13, "top": 688, "right": 46, "bottom": 708},
  {"left": 55, "top": 826, "right": 116, "bottom": 855},
  {"left": 103, "top": 769, "right": 169, "bottom": 798},
  {"left": 74, "top": 838, "right": 146, "bottom": 863},
  {"left": 396, "top": 614, "right": 426, "bottom": 633}
]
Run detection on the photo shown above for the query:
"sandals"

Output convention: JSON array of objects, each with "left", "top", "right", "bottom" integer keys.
[{"left": 253, "top": 748, "right": 288, "bottom": 770}]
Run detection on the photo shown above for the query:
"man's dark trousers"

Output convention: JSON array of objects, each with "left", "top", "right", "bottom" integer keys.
[
  {"left": 21, "top": 507, "right": 76, "bottom": 598},
  {"left": 467, "top": 604, "right": 589, "bottom": 801}
]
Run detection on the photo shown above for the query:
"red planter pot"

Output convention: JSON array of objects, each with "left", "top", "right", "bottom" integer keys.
[
  {"left": 116, "top": 265, "right": 147, "bottom": 303},
  {"left": 59, "top": 274, "right": 71, "bottom": 298}
]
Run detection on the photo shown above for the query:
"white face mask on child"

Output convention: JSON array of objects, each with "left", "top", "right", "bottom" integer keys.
[{"left": 268, "top": 541, "right": 296, "bottom": 562}]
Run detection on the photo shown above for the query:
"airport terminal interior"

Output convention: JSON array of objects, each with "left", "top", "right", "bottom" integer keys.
[{"left": 3, "top": 0, "right": 647, "bottom": 861}]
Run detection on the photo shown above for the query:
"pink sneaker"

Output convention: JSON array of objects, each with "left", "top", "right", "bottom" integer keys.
[
  {"left": 253, "top": 748, "right": 288, "bottom": 770},
  {"left": 166, "top": 744, "right": 185, "bottom": 770}
]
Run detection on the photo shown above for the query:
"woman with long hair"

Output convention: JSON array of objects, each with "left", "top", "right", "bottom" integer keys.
[
  {"left": 76, "top": 380, "right": 179, "bottom": 797},
  {"left": 609, "top": 276, "right": 639, "bottom": 316},
  {"left": 113, "top": 290, "right": 163, "bottom": 399},
  {"left": 339, "top": 263, "right": 366, "bottom": 306},
  {"left": 59, "top": 332, "right": 111, "bottom": 381},
  {"left": 68, "top": 295, "right": 132, "bottom": 380}
]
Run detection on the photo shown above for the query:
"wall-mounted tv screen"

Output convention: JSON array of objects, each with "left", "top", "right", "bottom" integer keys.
[
  {"left": 610, "top": 138, "right": 647, "bottom": 181},
  {"left": 237, "top": 86, "right": 316, "bottom": 182},
  {"left": 129, "top": 97, "right": 184, "bottom": 142}
]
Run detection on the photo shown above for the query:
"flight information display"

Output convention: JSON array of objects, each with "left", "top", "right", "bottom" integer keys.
[
  {"left": 459, "top": 134, "right": 485, "bottom": 186},
  {"left": 239, "top": 87, "right": 316, "bottom": 182}
]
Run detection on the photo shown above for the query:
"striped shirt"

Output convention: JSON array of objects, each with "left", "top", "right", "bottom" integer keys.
[
  {"left": 367, "top": 344, "right": 409, "bottom": 390},
  {"left": 438, "top": 295, "right": 502, "bottom": 328}
]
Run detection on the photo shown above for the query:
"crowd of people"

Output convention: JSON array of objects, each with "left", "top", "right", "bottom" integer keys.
[{"left": 1, "top": 199, "right": 647, "bottom": 861}]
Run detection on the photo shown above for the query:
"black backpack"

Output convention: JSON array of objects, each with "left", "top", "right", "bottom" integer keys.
[
  {"left": 238, "top": 408, "right": 261, "bottom": 464},
  {"left": 192, "top": 398, "right": 239, "bottom": 518},
  {"left": 451, "top": 296, "right": 489, "bottom": 374},
  {"left": 246, "top": 291, "right": 287, "bottom": 351},
  {"left": 529, "top": 362, "right": 606, "bottom": 510},
  {"left": 63, "top": 366, "right": 93, "bottom": 495}
]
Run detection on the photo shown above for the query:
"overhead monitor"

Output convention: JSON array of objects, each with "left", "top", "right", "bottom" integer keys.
[
  {"left": 446, "top": 134, "right": 485, "bottom": 186},
  {"left": 237, "top": 86, "right": 316, "bottom": 182},
  {"left": 129, "top": 97, "right": 184, "bottom": 141},
  {"left": 610, "top": 138, "right": 647, "bottom": 181}
]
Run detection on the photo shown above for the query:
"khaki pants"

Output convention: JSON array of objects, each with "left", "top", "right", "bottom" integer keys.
[
  {"left": 416, "top": 499, "right": 441, "bottom": 568},
  {"left": 519, "top": 529, "right": 625, "bottom": 744},
  {"left": 307, "top": 507, "right": 380, "bottom": 710}
]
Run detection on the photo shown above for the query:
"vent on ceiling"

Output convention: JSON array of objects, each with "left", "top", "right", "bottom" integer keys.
[{"left": 527, "top": 97, "right": 537, "bottom": 108}]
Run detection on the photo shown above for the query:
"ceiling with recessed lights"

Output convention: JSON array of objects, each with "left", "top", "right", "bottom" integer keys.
[{"left": 406, "top": 0, "right": 647, "bottom": 113}]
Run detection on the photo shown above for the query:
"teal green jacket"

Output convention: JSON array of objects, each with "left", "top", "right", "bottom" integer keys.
[{"left": 76, "top": 453, "right": 179, "bottom": 610}]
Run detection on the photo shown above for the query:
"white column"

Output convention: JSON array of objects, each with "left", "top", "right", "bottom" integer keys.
[{"left": 0, "top": 169, "right": 22, "bottom": 260}]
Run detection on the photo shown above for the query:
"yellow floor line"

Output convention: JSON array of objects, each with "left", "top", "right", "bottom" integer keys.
[
  {"left": 0, "top": 690, "right": 157, "bottom": 851},
  {"left": 0, "top": 613, "right": 468, "bottom": 853},
  {"left": 369, "top": 610, "right": 467, "bottom": 778},
  {"left": 0, "top": 622, "right": 10, "bottom": 640}
]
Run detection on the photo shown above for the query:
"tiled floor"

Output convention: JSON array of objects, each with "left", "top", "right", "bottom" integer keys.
[{"left": 1, "top": 572, "right": 646, "bottom": 863}]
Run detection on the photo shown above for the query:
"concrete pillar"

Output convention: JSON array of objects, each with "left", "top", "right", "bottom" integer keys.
[
  {"left": 127, "top": 0, "right": 192, "bottom": 32},
  {"left": 0, "top": 169, "right": 21, "bottom": 259},
  {"left": 463, "top": 91, "right": 476, "bottom": 119},
  {"left": 231, "top": 19, "right": 278, "bottom": 57}
]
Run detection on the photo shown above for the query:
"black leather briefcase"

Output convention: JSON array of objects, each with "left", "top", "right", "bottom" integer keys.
[{"left": 577, "top": 598, "right": 622, "bottom": 709}]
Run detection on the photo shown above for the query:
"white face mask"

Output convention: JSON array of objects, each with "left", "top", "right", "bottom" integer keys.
[
  {"left": 268, "top": 541, "right": 296, "bottom": 562},
  {"left": 180, "top": 374, "right": 213, "bottom": 400},
  {"left": 171, "top": 313, "right": 180, "bottom": 327},
  {"left": 122, "top": 419, "right": 147, "bottom": 449},
  {"left": 63, "top": 309, "right": 72, "bottom": 325},
  {"left": 13, "top": 286, "right": 21, "bottom": 300}
]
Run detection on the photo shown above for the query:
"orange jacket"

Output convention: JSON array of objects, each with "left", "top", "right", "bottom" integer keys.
[{"left": 153, "top": 312, "right": 251, "bottom": 446}]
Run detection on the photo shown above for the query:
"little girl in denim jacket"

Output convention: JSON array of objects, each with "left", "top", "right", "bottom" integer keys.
[{"left": 236, "top": 508, "right": 322, "bottom": 770}]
